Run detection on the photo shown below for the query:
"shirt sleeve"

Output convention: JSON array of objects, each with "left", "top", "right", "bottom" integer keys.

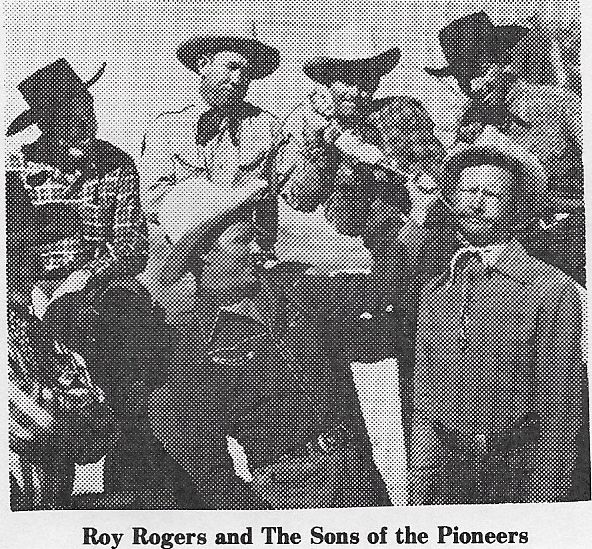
[
  {"left": 275, "top": 104, "right": 338, "bottom": 212},
  {"left": 529, "top": 278, "right": 585, "bottom": 502},
  {"left": 562, "top": 87, "right": 583, "bottom": 150},
  {"left": 83, "top": 162, "right": 148, "bottom": 283},
  {"left": 139, "top": 115, "right": 176, "bottom": 216}
]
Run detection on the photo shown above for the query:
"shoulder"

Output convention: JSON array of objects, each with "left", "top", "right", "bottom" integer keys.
[
  {"left": 527, "top": 253, "right": 580, "bottom": 298},
  {"left": 145, "top": 105, "right": 201, "bottom": 140},
  {"left": 92, "top": 140, "right": 137, "bottom": 174},
  {"left": 514, "top": 80, "right": 580, "bottom": 110}
]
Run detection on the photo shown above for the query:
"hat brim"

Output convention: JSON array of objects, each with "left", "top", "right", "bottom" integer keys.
[
  {"left": 6, "top": 62, "right": 106, "bottom": 137},
  {"left": 158, "top": 178, "right": 266, "bottom": 285},
  {"left": 441, "top": 141, "right": 547, "bottom": 219},
  {"left": 303, "top": 47, "right": 401, "bottom": 85},
  {"left": 6, "top": 108, "right": 38, "bottom": 137},
  {"left": 177, "top": 36, "right": 280, "bottom": 80},
  {"left": 424, "top": 25, "right": 529, "bottom": 78}
]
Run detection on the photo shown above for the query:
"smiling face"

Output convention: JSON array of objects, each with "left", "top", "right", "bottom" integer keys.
[
  {"left": 198, "top": 51, "right": 252, "bottom": 109},
  {"left": 200, "top": 222, "right": 263, "bottom": 302},
  {"left": 451, "top": 164, "right": 515, "bottom": 246},
  {"left": 328, "top": 77, "right": 380, "bottom": 121}
]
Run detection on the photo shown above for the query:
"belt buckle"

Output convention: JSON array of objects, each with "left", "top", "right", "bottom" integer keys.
[{"left": 317, "top": 423, "right": 352, "bottom": 455}]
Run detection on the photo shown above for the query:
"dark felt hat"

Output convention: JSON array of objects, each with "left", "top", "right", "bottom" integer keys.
[
  {"left": 425, "top": 11, "right": 528, "bottom": 78},
  {"left": 7, "top": 58, "right": 106, "bottom": 136},
  {"left": 303, "top": 48, "right": 400, "bottom": 85},
  {"left": 177, "top": 35, "right": 280, "bottom": 80}
]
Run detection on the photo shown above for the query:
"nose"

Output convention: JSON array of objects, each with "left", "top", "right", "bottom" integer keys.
[
  {"left": 467, "top": 188, "right": 487, "bottom": 211},
  {"left": 229, "top": 69, "right": 244, "bottom": 86}
]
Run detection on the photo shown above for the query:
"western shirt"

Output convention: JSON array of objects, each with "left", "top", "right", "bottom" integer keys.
[{"left": 413, "top": 238, "right": 584, "bottom": 502}]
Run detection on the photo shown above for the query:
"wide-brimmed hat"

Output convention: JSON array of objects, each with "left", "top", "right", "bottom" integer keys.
[
  {"left": 303, "top": 25, "right": 400, "bottom": 85},
  {"left": 7, "top": 58, "right": 106, "bottom": 137},
  {"left": 441, "top": 125, "right": 548, "bottom": 221},
  {"left": 158, "top": 176, "right": 268, "bottom": 285},
  {"left": 425, "top": 11, "right": 528, "bottom": 78},
  {"left": 177, "top": 33, "right": 280, "bottom": 80}
]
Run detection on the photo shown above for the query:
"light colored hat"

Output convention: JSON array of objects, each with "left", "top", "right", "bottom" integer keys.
[
  {"left": 177, "top": 19, "right": 279, "bottom": 80},
  {"left": 441, "top": 125, "right": 548, "bottom": 220},
  {"left": 303, "top": 25, "right": 400, "bottom": 84},
  {"left": 158, "top": 176, "right": 267, "bottom": 284}
]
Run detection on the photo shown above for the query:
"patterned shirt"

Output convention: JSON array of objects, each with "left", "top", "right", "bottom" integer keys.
[{"left": 15, "top": 139, "right": 147, "bottom": 284}]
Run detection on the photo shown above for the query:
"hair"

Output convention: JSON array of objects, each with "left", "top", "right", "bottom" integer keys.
[{"left": 440, "top": 149, "right": 528, "bottom": 224}]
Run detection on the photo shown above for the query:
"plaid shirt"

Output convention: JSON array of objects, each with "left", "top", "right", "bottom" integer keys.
[{"left": 17, "top": 139, "right": 148, "bottom": 283}]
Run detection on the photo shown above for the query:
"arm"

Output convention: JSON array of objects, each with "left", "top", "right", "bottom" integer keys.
[
  {"left": 139, "top": 116, "right": 176, "bottom": 216},
  {"left": 83, "top": 162, "right": 148, "bottom": 284},
  {"left": 276, "top": 101, "right": 339, "bottom": 212},
  {"left": 529, "top": 280, "right": 585, "bottom": 502}
]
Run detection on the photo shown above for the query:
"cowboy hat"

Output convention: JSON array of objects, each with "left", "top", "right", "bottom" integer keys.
[
  {"left": 440, "top": 125, "right": 548, "bottom": 221},
  {"left": 425, "top": 11, "right": 528, "bottom": 78},
  {"left": 303, "top": 25, "right": 400, "bottom": 85},
  {"left": 7, "top": 58, "right": 106, "bottom": 137},
  {"left": 158, "top": 176, "right": 268, "bottom": 285},
  {"left": 177, "top": 35, "right": 280, "bottom": 80}
]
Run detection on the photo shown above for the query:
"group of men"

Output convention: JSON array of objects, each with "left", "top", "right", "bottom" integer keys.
[{"left": 6, "top": 11, "right": 589, "bottom": 510}]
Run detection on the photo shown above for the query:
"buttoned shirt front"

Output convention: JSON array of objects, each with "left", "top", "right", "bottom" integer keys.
[
  {"left": 413, "top": 238, "right": 584, "bottom": 501},
  {"left": 140, "top": 99, "right": 281, "bottom": 217}
]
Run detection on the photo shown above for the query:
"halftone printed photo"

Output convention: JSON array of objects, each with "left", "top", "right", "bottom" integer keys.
[{"left": 3, "top": 0, "right": 588, "bottom": 518}]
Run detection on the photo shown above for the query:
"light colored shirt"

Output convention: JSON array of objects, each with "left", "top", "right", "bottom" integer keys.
[{"left": 140, "top": 99, "right": 280, "bottom": 216}]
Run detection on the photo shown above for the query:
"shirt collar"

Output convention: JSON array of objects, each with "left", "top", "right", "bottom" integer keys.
[{"left": 441, "top": 238, "right": 538, "bottom": 288}]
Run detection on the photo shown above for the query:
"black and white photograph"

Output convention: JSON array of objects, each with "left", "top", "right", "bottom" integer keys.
[{"left": 2, "top": 0, "right": 591, "bottom": 543}]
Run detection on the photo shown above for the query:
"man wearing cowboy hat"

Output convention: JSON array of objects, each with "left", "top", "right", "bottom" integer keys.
[
  {"left": 276, "top": 26, "right": 444, "bottom": 273},
  {"left": 425, "top": 11, "right": 585, "bottom": 286},
  {"left": 272, "top": 27, "right": 444, "bottom": 501},
  {"left": 139, "top": 27, "right": 282, "bottom": 317},
  {"left": 6, "top": 58, "right": 148, "bottom": 318},
  {"left": 147, "top": 177, "right": 391, "bottom": 509},
  {"left": 397, "top": 126, "right": 587, "bottom": 504}
]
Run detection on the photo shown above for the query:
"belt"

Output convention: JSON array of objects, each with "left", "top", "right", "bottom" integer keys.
[
  {"left": 432, "top": 412, "right": 541, "bottom": 460},
  {"left": 278, "top": 422, "right": 355, "bottom": 461}
]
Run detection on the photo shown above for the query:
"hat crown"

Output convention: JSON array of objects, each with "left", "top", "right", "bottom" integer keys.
[
  {"left": 439, "top": 12, "right": 497, "bottom": 66},
  {"left": 17, "top": 58, "right": 88, "bottom": 112}
]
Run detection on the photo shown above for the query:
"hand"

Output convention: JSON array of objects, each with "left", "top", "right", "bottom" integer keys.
[
  {"left": 49, "top": 269, "right": 93, "bottom": 305},
  {"left": 303, "top": 86, "right": 336, "bottom": 147},
  {"left": 309, "top": 85, "right": 335, "bottom": 118},
  {"left": 334, "top": 130, "right": 385, "bottom": 165},
  {"left": 9, "top": 378, "right": 56, "bottom": 457},
  {"left": 405, "top": 172, "right": 440, "bottom": 226}
]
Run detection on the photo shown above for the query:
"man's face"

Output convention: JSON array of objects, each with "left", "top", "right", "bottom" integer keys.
[
  {"left": 452, "top": 164, "right": 515, "bottom": 246},
  {"left": 456, "top": 63, "right": 506, "bottom": 107},
  {"left": 42, "top": 92, "right": 97, "bottom": 147},
  {"left": 200, "top": 222, "right": 263, "bottom": 302},
  {"left": 198, "top": 51, "right": 252, "bottom": 109},
  {"left": 328, "top": 78, "right": 380, "bottom": 120}
]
